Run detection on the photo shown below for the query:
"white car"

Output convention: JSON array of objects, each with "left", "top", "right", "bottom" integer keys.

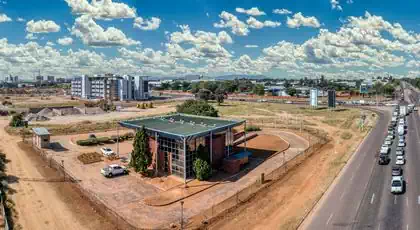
[
  {"left": 380, "top": 146, "right": 390, "bottom": 155},
  {"left": 384, "top": 140, "right": 392, "bottom": 146},
  {"left": 396, "top": 156, "right": 405, "bottom": 165},
  {"left": 391, "top": 176, "right": 404, "bottom": 194},
  {"left": 386, "top": 135, "right": 393, "bottom": 141},
  {"left": 101, "top": 147, "right": 115, "bottom": 156},
  {"left": 398, "top": 140, "right": 405, "bottom": 147},
  {"left": 101, "top": 164, "right": 128, "bottom": 178},
  {"left": 396, "top": 150, "right": 404, "bottom": 156}
]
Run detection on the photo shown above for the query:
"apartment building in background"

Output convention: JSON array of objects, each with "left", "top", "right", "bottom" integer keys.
[{"left": 71, "top": 74, "right": 149, "bottom": 101}]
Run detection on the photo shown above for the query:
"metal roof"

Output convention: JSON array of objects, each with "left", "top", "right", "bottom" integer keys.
[
  {"left": 119, "top": 113, "right": 244, "bottom": 140},
  {"left": 32, "top": 127, "right": 50, "bottom": 136}
]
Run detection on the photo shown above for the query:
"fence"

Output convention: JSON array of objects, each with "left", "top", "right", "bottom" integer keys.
[
  {"left": 186, "top": 131, "right": 329, "bottom": 229},
  {"left": 23, "top": 140, "right": 138, "bottom": 230}
]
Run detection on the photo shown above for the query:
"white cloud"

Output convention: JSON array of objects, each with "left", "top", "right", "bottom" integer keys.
[
  {"left": 214, "top": 11, "right": 250, "bottom": 36},
  {"left": 57, "top": 37, "right": 74, "bottom": 46},
  {"left": 273, "top": 9, "right": 293, "bottom": 15},
  {"left": 331, "top": 0, "right": 343, "bottom": 11},
  {"left": 206, "top": 12, "right": 210, "bottom": 17},
  {"left": 25, "top": 33, "right": 38, "bottom": 40},
  {"left": 245, "top": 45, "right": 258, "bottom": 48},
  {"left": 246, "top": 17, "right": 281, "bottom": 29},
  {"left": 16, "top": 17, "right": 25, "bottom": 22},
  {"left": 71, "top": 15, "right": 140, "bottom": 47},
  {"left": 133, "top": 17, "right": 161, "bottom": 31},
  {"left": 0, "top": 14, "right": 11, "bottom": 23},
  {"left": 287, "top": 12, "right": 321, "bottom": 28},
  {"left": 26, "top": 20, "right": 60, "bottom": 33},
  {"left": 46, "top": 41, "right": 55, "bottom": 46},
  {"left": 236, "top": 7, "right": 266, "bottom": 16},
  {"left": 64, "top": 0, "right": 136, "bottom": 20},
  {"left": 347, "top": 0, "right": 354, "bottom": 4}
]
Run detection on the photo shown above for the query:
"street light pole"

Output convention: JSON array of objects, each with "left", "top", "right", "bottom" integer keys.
[
  {"left": 117, "top": 124, "right": 120, "bottom": 157},
  {"left": 180, "top": 201, "right": 184, "bottom": 230}
]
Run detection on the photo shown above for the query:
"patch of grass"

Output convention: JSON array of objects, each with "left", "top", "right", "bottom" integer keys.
[
  {"left": 321, "top": 118, "right": 343, "bottom": 127},
  {"left": 77, "top": 152, "right": 103, "bottom": 164},
  {"left": 340, "top": 132, "right": 353, "bottom": 140}
]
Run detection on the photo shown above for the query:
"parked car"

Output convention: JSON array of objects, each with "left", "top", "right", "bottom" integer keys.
[
  {"left": 384, "top": 140, "right": 392, "bottom": 146},
  {"left": 396, "top": 156, "right": 405, "bottom": 165},
  {"left": 101, "top": 164, "right": 128, "bottom": 178},
  {"left": 391, "top": 176, "right": 404, "bottom": 194},
  {"left": 392, "top": 166, "right": 403, "bottom": 176},
  {"left": 101, "top": 147, "right": 115, "bottom": 156},
  {"left": 396, "top": 149, "right": 404, "bottom": 156},
  {"left": 398, "top": 140, "right": 406, "bottom": 147}
]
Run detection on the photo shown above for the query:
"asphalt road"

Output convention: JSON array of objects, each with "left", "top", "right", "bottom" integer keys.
[{"left": 301, "top": 83, "right": 420, "bottom": 230}]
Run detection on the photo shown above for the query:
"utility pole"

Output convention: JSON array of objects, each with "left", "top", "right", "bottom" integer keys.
[{"left": 180, "top": 201, "right": 184, "bottom": 230}]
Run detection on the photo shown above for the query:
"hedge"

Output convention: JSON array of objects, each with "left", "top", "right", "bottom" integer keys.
[{"left": 77, "top": 133, "right": 134, "bottom": 146}]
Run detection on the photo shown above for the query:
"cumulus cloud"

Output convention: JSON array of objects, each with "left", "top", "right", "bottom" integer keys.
[
  {"left": 46, "top": 41, "right": 55, "bottom": 46},
  {"left": 26, "top": 20, "right": 60, "bottom": 33},
  {"left": 246, "top": 17, "right": 281, "bottom": 29},
  {"left": 287, "top": 13, "right": 321, "bottom": 28},
  {"left": 0, "top": 13, "right": 11, "bottom": 23},
  {"left": 331, "top": 0, "right": 343, "bottom": 11},
  {"left": 214, "top": 11, "right": 250, "bottom": 36},
  {"left": 64, "top": 0, "right": 136, "bottom": 20},
  {"left": 235, "top": 7, "right": 265, "bottom": 16},
  {"left": 133, "top": 17, "right": 161, "bottom": 31},
  {"left": 245, "top": 45, "right": 258, "bottom": 48},
  {"left": 273, "top": 9, "right": 292, "bottom": 15},
  {"left": 25, "top": 33, "right": 38, "bottom": 40},
  {"left": 16, "top": 17, "right": 25, "bottom": 22},
  {"left": 57, "top": 37, "right": 74, "bottom": 46},
  {"left": 71, "top": 15, "right": 140, "bottom": 47}
]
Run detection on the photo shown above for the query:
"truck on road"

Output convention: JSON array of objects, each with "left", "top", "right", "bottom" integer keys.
[{"left": 400, "top": 106, "right": 407, "bottom": 117}]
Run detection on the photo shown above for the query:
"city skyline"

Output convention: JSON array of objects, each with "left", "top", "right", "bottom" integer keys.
[{"left": 0, "top": 0, "right": 419, "bottom": 79}]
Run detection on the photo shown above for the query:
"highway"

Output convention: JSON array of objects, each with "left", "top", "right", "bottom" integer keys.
[{"left": 301, "top": 83, "right": 420, "bottom": 230}]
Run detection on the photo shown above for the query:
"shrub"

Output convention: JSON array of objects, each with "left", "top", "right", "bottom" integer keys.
[
  {"left": 9, "top": 113, "right": 25, "bottom": 127},
  {"left": 245, "top": 125, "right": 261, "bottom": 132},
  {"left": 340, "top": 132, "right": 353, "bottom": 140},
  {"left": 76, "top": 138, "right": 98, "bottom": 146},
  {"left": 77, "top": 152, "right": 102, "bottom": 164},
  {"left": 193, "top": 158, "right": 212, "bottom": 181},
  {"left": 96, "top": 136, "right": 111, "bottom": 143},
  {"left": 148, "top": 102, "right": 153, "bottom": 108}
]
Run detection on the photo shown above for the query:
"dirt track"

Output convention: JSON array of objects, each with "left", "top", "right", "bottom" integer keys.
[{"left": 0, "top": 119, "right": 115, "bottom": 230}]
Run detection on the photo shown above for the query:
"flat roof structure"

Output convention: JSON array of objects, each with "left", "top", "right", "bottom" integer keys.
[
  {"left": 119, "top": 113, "right": 245, "bottom": 140},
  {"left": 32, "top": 127, "right": 50, "bottom": 136}
]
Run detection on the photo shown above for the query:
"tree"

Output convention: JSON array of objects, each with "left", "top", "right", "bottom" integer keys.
[
  {"left": 253, "top": 84, "right": 265, "bottom": 96},
  {"left": 176, "top": 100, "right": 219, "bottom": 117},
  {"left": 383, "top": 84, "right": 395, "bottom": 96},
  {"left": 160, "top": 82, "right": 171, "bottom": 90},
  {"left": 197, "top": 89, "right": 212, "bottom": 101},
  {"left": 171, "top": 81, "right": 182, "bottom": 90},
  {"left": 287, "top": 87, "right": 297, "bottom": 97},
  {"left": 130, "top": 128, "right": 152, "bottom": 174},
  {"left": 193, "top": 158, "right": 212, "bottom": 181},
  {"left": 373, "top": 81, "right": 384, "bottom": 94},
  {"left": 214, "top": 87, "right": 226, "bottom": 105},
  {"left": 9, "top": 113, "right": 25, "bottom": 127},
  {"left": 181, "top": 81, "right": 191, "bottom": 92}
]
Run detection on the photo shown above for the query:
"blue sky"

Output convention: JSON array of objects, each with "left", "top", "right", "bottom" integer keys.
[{"left": 0, "top": 0, "right": 419, "bottom": 79}]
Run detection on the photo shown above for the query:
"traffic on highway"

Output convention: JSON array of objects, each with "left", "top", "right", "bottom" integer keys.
[{"left": 302, "top": 82, "right": 420, "bottom": 230}]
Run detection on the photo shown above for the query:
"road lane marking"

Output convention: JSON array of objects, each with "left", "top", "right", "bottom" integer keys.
[
  {"left": 418, "top": 196, "right": 420, "bottom": 205},
  {"left": 377, "top": 223, "right": 381, "bottom": 230},
  {"left": 350, "top": 173, "right": 355, "bottom": 181},
  {"left": 326, "top": 213, "right": 333, "bottom": 226},
  {"left": 370, "top": 193, "right": 375, "bottom": 204},
  {"left": 340, "top": 192, "right": 345, "bottom": 200},
  {"left": 407, "top": 224, "right": 409, "bottom": 230},
  {"left": 407, "top": 197, "right": 409, "bottom": 207},
  {"left": 394, "top": 195, "right": 397, "bottom": 204}
]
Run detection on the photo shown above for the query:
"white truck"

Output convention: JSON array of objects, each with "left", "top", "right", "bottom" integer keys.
[
  {"left": 400, "top": 106, "right": 407, "bottom": 117},
  {"left": 398, "top": 125, "right": 405, "bottom": 135}
]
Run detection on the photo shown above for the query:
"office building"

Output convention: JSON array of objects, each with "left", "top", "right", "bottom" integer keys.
[{"left": 71, "top": 74, "right": 149, "bottom": 101}]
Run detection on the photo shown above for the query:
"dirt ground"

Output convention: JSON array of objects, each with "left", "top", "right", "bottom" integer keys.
[
  {"left": 0, "top": 118, "right": 116, "bottom": 230},
  {"left": 205, "top": 105, "right": 377, "bottom": 230}
]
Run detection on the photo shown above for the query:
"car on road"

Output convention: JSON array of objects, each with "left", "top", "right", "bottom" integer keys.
[
  {"left": 396, "top": 156, "right": 405, "bottom": 165},
  {"left": 101, "top": 147, "right": 115, "bottom": 156},
  {"left": 101, "top": 164, "right": 128, "bottom": 178},
  {"left": 392, "top": 166, "right": 403, "bottom": 176},
  {"left": 386, "top": 135, "right": 393, "bottom": 141},
  {"left": 285, "top": 100, "right": 293, "bottom": 104},
  {"left": 415, "top": 107, "right": 418, "bottom": 111},
  {"left": 384, "top": 140, "right": 392, "bottom": 146},
  {"left": 380, "top": 146, "right": 390, "bottom": 155},
  {"left": 391, "top": 176, "right": 404, "bottom": 194},
  {"left": 398, "top": 140, "right": 405, "bottom": 147},
  {"left": 378, "top": 155, "right": 390, "bottom": 165},
  {"left": 396, "top": 149, "right": 404, "bottom": 156}
]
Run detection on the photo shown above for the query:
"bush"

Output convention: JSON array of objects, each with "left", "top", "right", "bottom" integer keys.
[
  {"left": 9, "top": 113, "right": 25, "bottom": 127},
  {"left": 97, "top": 136, "right": 111, "bottom": 143},
  {"left": 193, "top": 158, "right": 212, "bottom": 181},
  {"left": 245, "top": 125, "right": 261, "bottom": 132},
  {"left": 340, "top": 132, "right": 353, "bottom": 140},
  {"left": 76, "top": 138, "right": 98, "bottom": 146},
  {"left": 77, "top": 152, "right": 103, "bottom": 164}
]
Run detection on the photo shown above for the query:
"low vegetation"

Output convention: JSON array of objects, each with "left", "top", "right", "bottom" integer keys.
[
  {"left": 130, "top": 128, "right": 152, "bottom": 174},
  {"left": 77, "top": 152, "right": 103, "bottom": 164},
  {"left": 9, "top": 113, "right": 26, "bottom": 128},
  {"left": 244, "top": 125, "right": 262, "bottom": 132},
  {"left": 76, "top": 132, "right": 134, "bottom": 146},
  {"left": 340, "top": 132, "right": 353, "bottom": 140},
  {"left": 193, "top": 158, "right": 212, "bottom": 181}
]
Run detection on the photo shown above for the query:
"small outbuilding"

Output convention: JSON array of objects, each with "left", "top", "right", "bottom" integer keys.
[{"left": 32, "top": 127, "right": 51, "bottom": 149}]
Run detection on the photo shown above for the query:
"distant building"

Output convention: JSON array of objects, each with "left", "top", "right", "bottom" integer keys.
[
  {"left": 71, "top": 74, "right": 149, "bottom": 101},
  {"left": 47, "top": 76, "right": 55, "bottom": 82},
  {"left": 35, "top": 75, "right": 43, "bottom": 81}
]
